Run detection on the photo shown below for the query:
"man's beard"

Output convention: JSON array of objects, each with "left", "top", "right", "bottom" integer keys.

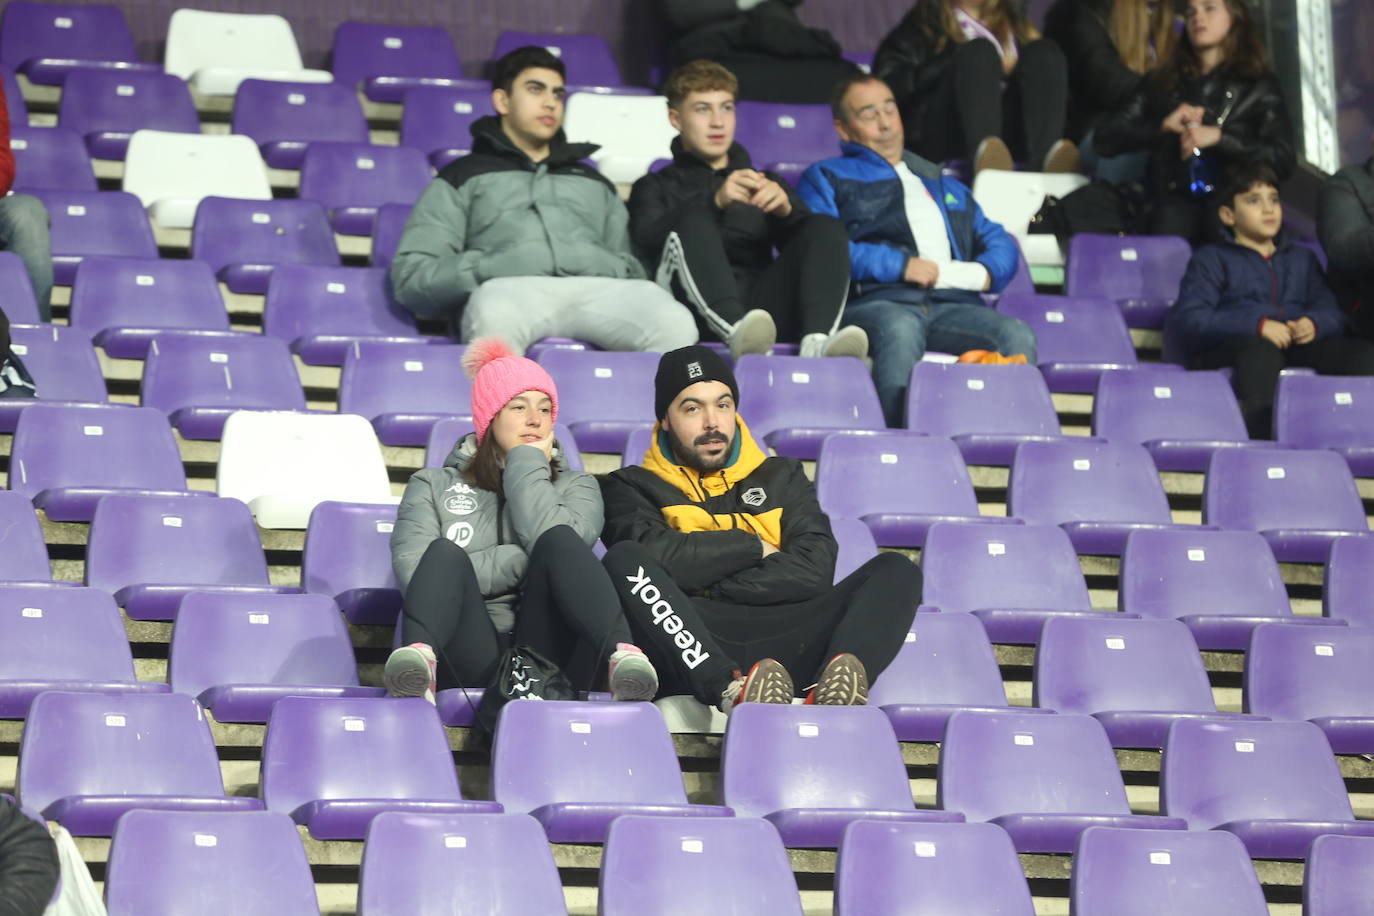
[{"left": 666, "top": 427, "right": 733, "bottom": 472}]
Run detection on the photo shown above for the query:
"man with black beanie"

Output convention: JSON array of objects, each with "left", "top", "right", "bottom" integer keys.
[{"left": 600, "top": 345, "right": 921, "bottom": 713}]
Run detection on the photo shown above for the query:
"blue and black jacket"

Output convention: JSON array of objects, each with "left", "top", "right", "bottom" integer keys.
[{"left": 797, "top": 142, "right": 1018, "bottom": 303}]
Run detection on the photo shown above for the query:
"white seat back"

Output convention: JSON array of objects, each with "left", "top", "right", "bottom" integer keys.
[
  {"left": 971, "top": 169, "right": 1089, "bottom": 267},
  {"left": 563, "top": 93, "right": 676, "bottom": 185},
  {"left": 123, "top": 130, "right": 272, "bottom": 229},
  {"left": 165, "top": 9, "right": 331, "bottom": 95}
]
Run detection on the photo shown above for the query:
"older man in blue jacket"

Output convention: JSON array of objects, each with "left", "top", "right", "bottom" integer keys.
[{"left": 799, "top": 73, "right": 1036, "bottom": 425}]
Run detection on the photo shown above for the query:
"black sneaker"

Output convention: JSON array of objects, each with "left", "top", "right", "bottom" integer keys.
[
  {"left": 807, "top": 653, "right": 869, "bottom": 705},
  {"left": 718, "top": 658, "right": 794, "bottom": 714}
]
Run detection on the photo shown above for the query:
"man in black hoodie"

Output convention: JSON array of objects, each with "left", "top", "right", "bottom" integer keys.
[
  {"left": 0, "top": 797, "right": 57, "bottom": 916},
  {"left": 628, "top": 60, "right": 866, "bottom": 361}
]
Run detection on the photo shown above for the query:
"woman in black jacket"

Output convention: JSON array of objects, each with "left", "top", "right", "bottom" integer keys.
[
  {"left": 0, "top": 798, "right": 57, "bottom": 916},
  {"left": 872, "top": 0, "right": 1078, "bottom": 174},
  {"left": 1094, "top": 0, "right": 1295, "bottom": 244}
]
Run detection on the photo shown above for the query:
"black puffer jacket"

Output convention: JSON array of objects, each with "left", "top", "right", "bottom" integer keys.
[
  {"left": 628, "top": 138, "right": 810, "bottom": 276},
  {"left": 1043, "top": 0, "right": 1147, "bottom": 141},
  {"left": 0, "top": 798, "right": 58, "bottom": 916},
  {"left": 1317, "top": 157, "right": 1374, "bottom": 322},
  {"left": 1095, "top": 68, "right": 1296, "bottom": 196},
  {"left": 872, "top": 2, "right": 961, "bottom": 128}
]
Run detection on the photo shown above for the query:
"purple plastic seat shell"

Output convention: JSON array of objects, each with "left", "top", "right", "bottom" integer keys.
[
  {"left": 491, "top": 30, "right": 621, "bottom": 86},
  {"left": 302, "top": 500, "right": 403, "bottom": 626},
  {"left": 333, "top": 22, "right": 469, "bottom": 104},
  {"left": 263, "top": 264, "right": 423, "bottom": 366},
  {"left": 1324, "top": 536, "right": 1374, "bottom": 627},
  {"left": 399, "top": 84, "right": 493, "bottom": 168},
  {"left": 298, "top": 142, "right": 433, "bottom": 236},
  {"left": 535, "top": 349, "right": 661, "bottom": 454},
  {"left": 9, "top": 125, "right": 98, "bottom": 191},
  {"left": 1065, "top": 233, "right": 1192, "bottom": 330},
  {"left": 0, "top": 324, "right": 108, "bottom": 433},
  {"left": 1275, "top": 374, "right": 1374, "bottom": 475},
  {"left": 905, "top": 361, "right": 1066, "bottom": 464},
  {"left": 33, "top": 189, "right": 159, "bottom": 285},
  {"left": 733, "top": 101, "right": 835, "bottom": 170},
  {"left": 0, "top": 2, "right": 156, "bottom": 86},
  {"left": 337, "top": 340, "right": 470, "bottom": 446},
  {"left": 232, "top": 78, "right": 369, "bottom": 170},
  {"left": 733, "top": 354, "right": 886, "bottom": 459},
  {"left": 1244, "top": 624, "right": 1374, "bottom": 754},
  {"left": 424, "top": 416, "right": 583, "bottom": 473},
  {"left": 58, "top": 69, "right": 200, "bottom": 160},
  {"left": 0, "top": 490, "right": 57, "bottom": 583},
  {"left": 69, "top": 257, "right": 233, "bottom": 359},
  {"left": 190, "top": 196, "right": 340, "bottom": 295},
  {"left": 1092, "top": 368, "right": 1252, "bottom": 472},
  {"left": 997, "top": 294, "right": 1145, "bottom": 393},
  {"left": 1304, "top": 835, "right": 1374, "bottom": 915},
  {"left": 0, "top": 252, "right": 40, "bottom": 324}
]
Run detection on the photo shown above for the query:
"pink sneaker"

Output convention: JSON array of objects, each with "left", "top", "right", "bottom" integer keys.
[
  {"left": 607, "top": 643, "right": 658, "bottom": 701},
  {"left": 384, "top": 642, "right": 437, "bottom": 705}
]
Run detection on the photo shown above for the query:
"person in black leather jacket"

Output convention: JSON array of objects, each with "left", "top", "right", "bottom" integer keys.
[
  {"left": 872, "top": 0, "right": 1078, "bottom": 174},
  {"left": 1318, "top": 138, "right": 1374, "bottom": 340},
  {"left": 0, "top": 797, "right": 58, "bottom": 916},
  {"left": 1095, "top": 0, "right": 1294, "bottom": 245}
]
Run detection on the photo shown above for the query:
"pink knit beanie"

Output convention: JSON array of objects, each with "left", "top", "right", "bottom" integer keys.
[{"left": 463, "top": 338, "right": 559, "bottom": 442}]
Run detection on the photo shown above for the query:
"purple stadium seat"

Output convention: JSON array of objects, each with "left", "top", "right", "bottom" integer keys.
[
  {"left": 232, "top": 79, "right": 369, "bottom": 171},
  {"left": 0, "top": 2, "right": 157, "bottom": 86},
  {"left": 767, "top": 161, "right": 807, "bottom": 187},
  {"left": 357, "top": 812, "right": 565, "bottom": 916},
  {"left": 905, "top": 361, "right": 1065, "bottom": 464},
  {"left": 921, "top": 521, "right": 1119, "bottom": 643},
  {"left": 0, "top": 491, "right": 56, "bottom": 584},
  {"left": 400, "top": 85, "right": 494, "bottom": 169},
  {"left": 721, "top": 704, "right": 962, "bottom": 848},
  {"left": 1202, "top": 447, "right": 1371, "bottom": 564},
  {"left": 997, "top": 294, "right": 1154, "bottom": 393},
  {"left": 9, "top": 126, "right": 97, "bottom": 191},
  {"left": 338, "top": 341, "right": 469, "bottom": 446},
  {"left": 0, "top": 586, "right": 168, "bottom": 719},
  {"left": 190, "top": 196, "right": 340, "bottom": 295},
  {"left": 525, "top": 336, "right": 595, "bottom": 362},
  {"left": 262, "top": 695, "right": 500, "bottom": 839},
  {"left": 141, "top": 334, "right": 308, "bottom": 440},
  {"left": 263, "top": 264, "right": 425, "bottom": 366},
  {"left": 1035, "top": 616, "right": 1261, "bottom": 748},
  {"left": 69, "top": 257, "right": 234, "bottom": 359},
  {"left": 733, "top": 355, "right": 887, "bottom": 458},
  {"left": 301, "top": 500, "right": 401, "bottom": 626},
  {"left": 9, "top": 404, "right": 194, "bottom": 521},
  {"left": 830, "top": 517, "right": 880, "bottom": 585},
  {"left": 1071, "top": 826, "right": 1269, "bottom": 916},
  {"left": 601, "top": 816, "right": 804, "bottom": 916},
  {"left": 1275, "top": 374, "right": 1374, "bottom": 475},
  {"left": 298, "top": 142, "right": 433, "bottom": 236},
  {"left": 1009, "top": 439, "right": 1206, "bottom": 555},
  {"left": 0, "top": 324, "right": 108, "bottom": 432},
  {"left": 370, "top": 202, "right": 411, "bottom": 268},
  {"left": 1092, "top": 368, "right": 1251, "bottom": 472},
  {"left": 105, "top": 810, "right": 318, "bottom": 916},
  {"left": 84, "top": 493, "right": 298, "bottom": 620},
  {"left": 1065, "top": 234, "right": 1192, "bottom": 329},
  {"left": 57, "top": 69, "right": 200, "bottom": 160},
  {"left": 733, "top": 102, "right": 835, "bottom": 172},
  {"left": 618, "top": 423, "right": 656, "bottom": 468},
  {"left": 0, "top": 252, "right": 41, "bottom": 324},
  {"left": 493, "top": 700, "right": 730, "bottom": 843},
  {"left": 17, "top": 691, "right": 264, "bottom": 835},
  {"left": 835, "top": 821, "right": 1035, "bottom": 916},
  {"left": 1305, "top": 835, "right": 1374, "bottom": 916},
  {"left": 2, "top": 66, "right": 26, "bottom": 122},
  {"left": 1324, "top": 536, "right": 1374, "bottom": 626},
  {"left": 938, "top": 710, "right": 1186, "bottom": 853},
  {"left": 816, "top": 434, "right": 1018, "bottom": 548},
  {"left": 332, "top": 21, "right": 474, "bottom": 103},
  {"left": 870, "top": 612, "right": 1054, "bottom": 741},
  {"left": 424, "top": 416, "right": 583, "bottom": 471},
  {"left": 1244, "top": 624, "right": 1374, "bottom": 754},
  {"left": 170, "top": 591, "right": 384, "bottom": 723},
  {"left": 1119, "top": 527, "right": 1344, "bottom": 651},
  {"left": 34, "top": 189, "right": 158, "bottom": 286},
  {"left": 491, "top": 30, "right": 621, "bottom": 87},
  {"left": 1160, "top": 718, "right": 1374, "bottom": 858},
  {"left": 535, "top": 349, "right": 660, "bottom": 454}
]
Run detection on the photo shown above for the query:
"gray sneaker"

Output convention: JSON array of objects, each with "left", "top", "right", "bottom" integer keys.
[
  {"left": 718, "top": 658, "right": 794, "bottom": 714},
  {"left": 607, "top": 643, "right": 658, "bottom": 701},
  {"left": 384, "top": 642, "right": 437, "bottom": 705},
  {"left": 728, "top": 309, "right": 777, "bottom": 361},
  {"left": 820, "top": 325, "right": 869, "bottom": 360},
  {"left": 807, "top": 653, "right": 869, "bottom": 706}
]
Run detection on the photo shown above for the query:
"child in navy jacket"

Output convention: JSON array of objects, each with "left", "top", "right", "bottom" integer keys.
[{"left": 1166, "top": 162, "right": 1374, "bottom": 436}]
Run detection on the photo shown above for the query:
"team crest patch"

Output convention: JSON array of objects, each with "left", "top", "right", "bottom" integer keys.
[
  {"left": 741, "top": 487, "right": 766, "bottom": 507},
  {"left": 445, "top": 494, "right": 477, "bottom": 515},
  {"left": 687, "top": 361, "right": 703, "bottom": 379}
]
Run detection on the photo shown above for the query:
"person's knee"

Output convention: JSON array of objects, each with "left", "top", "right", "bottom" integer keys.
[
  {"left": 867, "top": 550, "right": 923, "bottom": 596},
  {"left": 996, "top": 315, "right": 1037, "bottom": 362},
  {"left": 0, "top": 194, "right": 49, "bottom": 231},
  {"left": 602, "top": 539, "right": 650, "bottom": 578},
  {"left": 952, "top": 36, "right": 1001, "bottom": 73},
  {"left": 531, "top": 524, "right": 583, "bottom": 556},
  {"left": 643, "top": 291, "right": 699, "bottom": 351},
  {"left": 1017, "top": 38, "right": 1066, "bottom": 76}
]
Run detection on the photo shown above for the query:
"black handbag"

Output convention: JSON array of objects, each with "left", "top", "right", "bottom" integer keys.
[
  {"left": 474, "top": 645, "right": 577, "bottom": 735},
  {"left": 1029, "top": 180, "right": 1143, "bottom": 253}
]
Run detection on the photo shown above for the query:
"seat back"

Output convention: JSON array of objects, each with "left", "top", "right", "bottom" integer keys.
[
  {"left": 357, "top": 812, "right": 565, "bottom": 916},
  {"left": 1093, "top": 368, "right": 1247, "bottom": 444},
  {"left": 369, "top": 202, "right": 411, "bottom": 268},
  {"left": 1244, "top": 624, "right": 1374, "bottom": 721},
  {"left": 536, "top": 348, "right": 660, "bottom": 432},
  {"left": 1009, "top": 439, "right": 1173, "bottom": 527},
  {"left": 399, "top": 85, "right": 493, "bottom": 165},
  {"left": 298, "top": 142, "right": 433, "bottom": 217},
  {"left": 338, "top": 341, "right": 470, "bottom": 428},
  {"left": 1324, "top": 536, "right": 1374, "bottom": 626},
  {"left": 1065, "top": 234, "right": 1192, "bottom": 306},
  {"left": 232, "top": 79, "right": 369, "bottom": 167},
  {"left": 492, "top": 30, "right": 621, "bottom": 86},
  {"left": 9, "top": 403, "right": 187, "bottom": 500},
  {"left": 9, "top": 125, "right": 97, "bottom": 191},
  {"left": 721, "top": 704, "right": 914, "bottom": 817},
  {"left": 906, "top": 361, "right": 1060, "bottom": 438},
  {"left": 0, "top": 2, "right": 137, "bottom": 69},
  {"left": 332, "top": 22, "right": 464, "bottom": 89},
  {"left": 1, "top": 325, "right": 107, "bottom": 417},
  {"left": 938, "top": 711, "right": 1132, "bottom": 820},
  {"left": 0, "top": 490, "right": 54, "bottom": 581},
  {"left": 105, "top": 809, "right": 319, "bottom": 916},
  {"left": 165, "top": 9, "right": 307, "bottom": 79},
  {"left": 125, "top": 133, "right": 273, "bottom": 231},
  {"left": 35, "top": 189, "right": 158, "bottom": 282},
  {"left": 921, "top": 521, "right": 1091, "bottom": 613},
  {"left": 733, "top": 102, "right": 834, "bottom": 168},
  {"left": 1305, "top": 835, "right": 1374, "bottom": 916},
  {"left": 1, "top": 66, "right": 24, "bottom": 122},
  {"left": 1203, "top": 447, "right": 1368, "bottom": 533},
  {"left": 830, "top": 516, "right": 880, "bottom": 584},
  {"left": 601, "top": 816, "right": 804, "bottom": 916},
  {"left": 0, "top": 252, "right": 41, "bottom": 324},
  {"left": 1161, "top": 718, "right": 1354, "bottom": 827},
  {"left": 190, "top": 196, "right": 339, "bottom": 276},
  {"left": 301, "top": 501, "right": 401, "bottom": 623},
  {"left": 733, "top": 354, "right": 885, "bottom": 442},
  {"left": 262, "top": 696, "right": 462, "bottom": 814},
  {"left": 424, "top": 417, "right": 582, "bottom": 471},
  {"left": 1035, "top": 616, "right": 1216, "bottom": 714},
  {"left": 492, "top": 701, "right": 689, "bottom": 813},
  {"left": 263, "top": 264, "right": 418, "bottom": 358},
  {"left": 69, "top": 257, "right": 230, "bottom": 347},
  {"left": 0, "top": 586, "right": 137, "bottom": 691},
  {"left": 141, "top": 333, "right": 307, "bottom": 420},
  {"left": 997, "top": 293, "right": 1139, "bottom": 366},
  {"left": 169, "top": 592, "right": 362, "bottom": 699},
  {"left": 57, "top": 70, "right": 200, "bottom": 159},
  {"left": 835, "top": 821, "right": 1035, "bottom": 916},
  {"left": 868, "top": 611, "right": 1010, "bottom": 707},
  {"left": 1119, "top": 527, "right": 1291, "bottom": 621},
  {"left": 816, "top": 434, "right": 981, "bottom": 520},
  {"left": 1275, "top": 374, "right": 1374, "bottom": 451}
]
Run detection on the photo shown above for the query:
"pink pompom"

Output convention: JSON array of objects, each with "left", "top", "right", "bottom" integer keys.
[{"left": 462, "top": 337, "right": 516, "bottom": 380}]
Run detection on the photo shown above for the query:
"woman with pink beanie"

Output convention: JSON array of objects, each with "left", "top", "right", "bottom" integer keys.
[{"left": 385, "top": 338, "right": 657, "bottom": 704}]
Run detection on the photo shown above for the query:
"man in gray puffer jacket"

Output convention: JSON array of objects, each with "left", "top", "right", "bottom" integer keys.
[{"left": 389, "top": 45, "right": 697, "bottom": 353}]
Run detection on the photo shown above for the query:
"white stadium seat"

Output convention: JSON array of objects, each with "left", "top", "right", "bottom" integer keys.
[
  {"left": 164, "top": 9, "right": 332, "bottom": 96},
  {"left": 562, "top": 92, "right": 677, "bottom": 185},
  {"left": 123, "top": 130, "right": 272, "bottom": 229},
  {"left": 971, "top": 168, "right": 1090, "bottom": 268}
]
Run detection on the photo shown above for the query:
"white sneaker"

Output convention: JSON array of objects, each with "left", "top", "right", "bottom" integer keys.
[
  {"left": 820, "top": 326, "right": 868, "bottom": 360},
  {"left": 384, "top": 642, "right": 437, "bottom": 705},
  {"left": 799, "top": 333, "right": 826, "bottom": 359},
  {"left": 728, "top": 309, "right": 776, "bottom": 361},
  {"left": 607, "top": 643, "right": 658, "bottom": 701}
]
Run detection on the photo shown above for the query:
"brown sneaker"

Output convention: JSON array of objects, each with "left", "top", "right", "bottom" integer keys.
[
  {"left": 1042, "top": 138, "right": 1082, "bottom": 174},
  {"left": 973, "top": 136, "right": 1013, "bottom": 177},
  {"left": 719, "top": 658, "right": 794, "bottom": 714},
  {"left": 807, "top": 653, "right": 869, "bottom": 705}
]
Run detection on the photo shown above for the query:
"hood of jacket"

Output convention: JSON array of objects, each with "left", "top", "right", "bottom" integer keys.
[{"left": 468, "top": 114, "right": 601, "bottom": 170}]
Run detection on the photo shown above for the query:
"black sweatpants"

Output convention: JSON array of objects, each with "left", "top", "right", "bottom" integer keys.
[
  {"left": 602, "top": 541, "right": 920, "bottom": 705},
  {"left": 1192, "top": 334, "right": 1374, "bottom": 437},
  {"left": 400, "top": 525, "right": 631, "bottom": 693},
  {"left": 911, "top": 38, "right": 1068, "bottom": 166},
  {"left": 661, "top": 209, "right": 851, "bottom": 343}
]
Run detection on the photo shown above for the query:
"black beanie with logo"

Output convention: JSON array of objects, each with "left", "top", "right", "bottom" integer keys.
[{"left": 654, "top": 345, "right": 740, "bottom": 419}]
